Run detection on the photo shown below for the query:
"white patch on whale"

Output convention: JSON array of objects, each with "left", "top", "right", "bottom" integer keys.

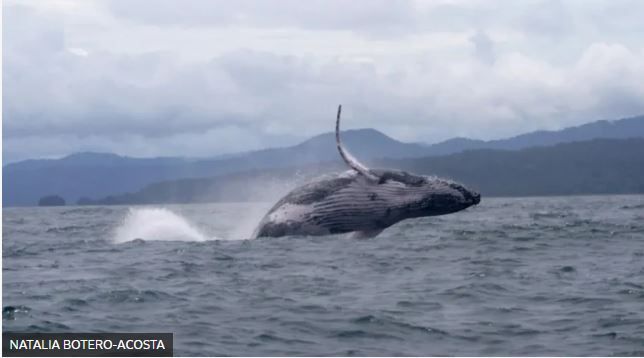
[
  {"left": 268, "top": 203, "right": 314, "bottom": 224},
  {"left": 337, "top": 170, "right": 359, "bottom": 179}
]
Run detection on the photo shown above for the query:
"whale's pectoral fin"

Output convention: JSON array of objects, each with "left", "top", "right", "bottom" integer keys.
[
  {"left": 348, "top": 229, "right": 384, "bottom": 239},
  {"left": 335, "top": 105, "right": 379, "bottom": 182}
]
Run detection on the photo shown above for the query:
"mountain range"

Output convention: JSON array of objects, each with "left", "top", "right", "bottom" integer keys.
[
  {"left": 86, "top": 138, "right": 644, "bottom": 205},
  {"left": 3, "top": 114, "right": 644, "bottom": 206}
]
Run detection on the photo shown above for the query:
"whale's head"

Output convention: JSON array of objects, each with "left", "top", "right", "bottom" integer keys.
[
  {"left": 415, "top": 175, "right": 480, "bottom": 216},
  {"left": 373, "top": 170, "right": 480, "bottom": 218},
  {"left": 334, "top": 104, "right": 480, "bottom": 221}
]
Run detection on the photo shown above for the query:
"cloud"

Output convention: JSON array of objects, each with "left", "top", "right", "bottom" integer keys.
[
  {"left": 517, "top": 0, "right": 573, "bottom": 37},
  {"left": 470, "top": 30, "right": 496, "bottom": 65},
  {"left": 106, "top": 0, "right": 418, "bottom": 36},
  {"left": 3, "top": 4, "right": 65, "bottom": 56},
  {"left": 3, "top": 1, "right": 644, "bottom": 162}
]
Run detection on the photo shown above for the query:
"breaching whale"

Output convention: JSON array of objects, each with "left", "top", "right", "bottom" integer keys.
[{"left": 252, "top": 105, "right": 480, "bottom": 239}]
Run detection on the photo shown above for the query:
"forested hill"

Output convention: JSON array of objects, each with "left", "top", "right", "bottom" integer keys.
[
  {"left": 385, "top": 138, "right": 644, "bottom": 197},
  {"left": 85, "top": 138, "right": 644, "bottom": 205}
]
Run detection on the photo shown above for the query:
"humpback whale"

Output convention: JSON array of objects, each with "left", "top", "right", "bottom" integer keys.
[{"left": 252, "top": 105, "right": 480, "bottom": 239}]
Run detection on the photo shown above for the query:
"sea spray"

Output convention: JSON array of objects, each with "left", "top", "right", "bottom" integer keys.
[
  {"left": 228, "top": 203, "right": 273, "bottom": 240},
  {"left": 226, "top": 175, "right": 305, "bottom": 239},
  {"left": 113, "top": 207, "right": 209, "bottom": 243},
  {"left": 112, "top": 171, "right": 307, "bottom": 242}
]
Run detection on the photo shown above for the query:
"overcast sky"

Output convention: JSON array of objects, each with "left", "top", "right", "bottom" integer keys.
[{"left": 4, "top": 0, "right": 644, "bottom": 162}]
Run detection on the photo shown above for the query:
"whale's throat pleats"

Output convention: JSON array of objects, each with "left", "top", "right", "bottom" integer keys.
[{"left": 335, "top": 105, "right": 379, "bottom": 182}]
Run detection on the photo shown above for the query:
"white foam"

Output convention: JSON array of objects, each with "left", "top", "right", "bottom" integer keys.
[{"left": 112, "top": 207, "right": 211, "bottom": 243}]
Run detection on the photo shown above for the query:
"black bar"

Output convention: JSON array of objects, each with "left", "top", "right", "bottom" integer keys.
[{"left": 2, "top": 333, "right": 173, "bottom": 357}]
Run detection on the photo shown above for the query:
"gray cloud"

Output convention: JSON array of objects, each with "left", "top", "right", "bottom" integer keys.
[
  {"left": 470, "top": 30, "right": 496, "bottom": 65},
  {"left": 3, "top": 1, "right": 644, "bottom": 162}
]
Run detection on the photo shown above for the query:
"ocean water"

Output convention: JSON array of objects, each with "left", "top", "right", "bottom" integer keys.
[{"left": 3, "top": 196, "right": 644, "bottom": 356}]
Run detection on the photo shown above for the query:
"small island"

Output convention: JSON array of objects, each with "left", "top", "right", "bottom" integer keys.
[{"left": 38, "top": 195, "right": 66, "bottom": 207}]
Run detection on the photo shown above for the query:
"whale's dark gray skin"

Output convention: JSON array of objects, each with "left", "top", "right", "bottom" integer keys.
[{"left": 252, "top": 105, "right": 480, "bottom": 239}]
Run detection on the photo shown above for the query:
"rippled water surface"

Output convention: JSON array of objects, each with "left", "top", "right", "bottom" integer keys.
[{"left": 3, "top": 196, "right": 644, "bottom": 356}]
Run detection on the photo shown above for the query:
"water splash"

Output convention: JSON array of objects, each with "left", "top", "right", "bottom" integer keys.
[
  {"left": 113, "top": 207, "right": 210, "bottom": 243},
  {"left": 229, "top": 203, "right": 272, "bottom": 240},
  {"left": 222, "top": 176, "right": 302, "bottom": 239}
]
